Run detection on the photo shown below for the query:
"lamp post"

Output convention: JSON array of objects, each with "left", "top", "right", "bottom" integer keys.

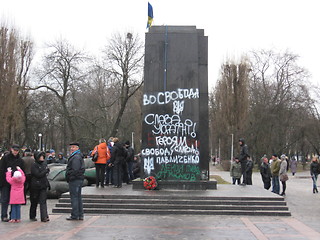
[
  {"left": 131, "top": 132, "right": 134, "bottom": 149},
  {"left": 231, "top": 133, "right": 234, "bottom": 162},
  {"left": 38, "top": 133, "right": 42, "bottom": 151}
]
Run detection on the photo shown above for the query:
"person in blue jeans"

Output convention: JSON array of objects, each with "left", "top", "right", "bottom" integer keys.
[
  {"left": 310, "top": 156, "right": 319, "bottom": 193},
  {"left": 65, "top": 142, "right": 85, "bottom": 221},
  {"left": 270, "top": 154, "right": 281, "bottom": 194}
]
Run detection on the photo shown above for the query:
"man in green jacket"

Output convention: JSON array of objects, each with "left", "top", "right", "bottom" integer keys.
[{"left": 270, "top": 154, "right": 281, "bottom": 194}]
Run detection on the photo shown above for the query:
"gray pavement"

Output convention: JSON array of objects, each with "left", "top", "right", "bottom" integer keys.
[
  {"left": 0, "top": 165, "right": 320, "bottom": 240},
  {"left": 211, "top": 164, "right": 320, "bottom": 232}
]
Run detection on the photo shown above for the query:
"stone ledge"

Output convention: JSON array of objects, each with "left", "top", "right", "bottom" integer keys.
[{"left": 133, "top": 180, "right": 217, "bottom": 190}]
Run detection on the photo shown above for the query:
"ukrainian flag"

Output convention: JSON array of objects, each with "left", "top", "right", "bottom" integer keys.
[{"left": 147, "top": 2, "right": 153, "bottom": 29}]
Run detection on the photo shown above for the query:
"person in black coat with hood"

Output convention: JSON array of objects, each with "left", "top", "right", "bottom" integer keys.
[
  {"left": 29, "top": 151, "right": 50, "bottom": 222},
  {"left": 109, "top": 138, "right": 127, "bottom": 188}
]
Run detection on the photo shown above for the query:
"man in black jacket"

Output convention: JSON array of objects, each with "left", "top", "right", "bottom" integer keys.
[
  {"left": 125, "top": 140, "right": 135, "bottom": 183},
  {"left": 0, "top": 144, "right": 25, "bottom": 222},
  {"left": 260, "top": 155, "right": 271, "bottom": 190},
  {"left": 238, "top": 138, "right": 249, "bottom": 185},
  {"left": 65, "top": 142, "right": 85, "bottom": 221},
  {"left": 109, "top": 138, "right": 127, "bottom": 188}
]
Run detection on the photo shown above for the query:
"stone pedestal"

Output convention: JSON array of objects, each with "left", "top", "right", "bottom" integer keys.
[{"left": 141, "top": 26, "right": 209, "bottom": 188}]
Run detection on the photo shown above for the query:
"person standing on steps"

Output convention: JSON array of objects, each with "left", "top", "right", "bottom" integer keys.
[
  {"left": 270, "top": 154, "right": 281, "bottom": 194},
  {"left": 109, "top": 138, "right": 127, "bottom": 188},
  {"left": 230, "top": 157, "right": 242, "bottom": 185},
  {"left": 65, "top": 142, "right": 85, "bottom": 221},
  {"left": 279, "top": 154, "right": 289, "bottom": 196},
  {"left": 238, "top": 138, "right": 249, "bottom": 185},
  {"left": 260, "top": 155, "right": 272, "bottom": 190},
  {"left": 245, "top": 156, "right": 253, "bottom": 185},
  {"left": 91, "top": 138, "right": 111, "bottom": 188}
]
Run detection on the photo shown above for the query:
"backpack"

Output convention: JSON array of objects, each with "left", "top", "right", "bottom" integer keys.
[{"left": 92, "top": 146, "right": 99, "bottom": 162}]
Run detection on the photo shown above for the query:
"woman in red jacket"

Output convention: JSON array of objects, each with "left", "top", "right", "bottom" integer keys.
[{"left": 91, "top": 138, "right": 111, "bottom": 188}]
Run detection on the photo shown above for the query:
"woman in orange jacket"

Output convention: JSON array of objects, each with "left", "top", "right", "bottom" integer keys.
[{"left": 91, "top": 138, "right": 111, "bottom": 188}]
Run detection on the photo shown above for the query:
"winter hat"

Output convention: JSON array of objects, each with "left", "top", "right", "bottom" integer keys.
[
  {"left": 34, "top": 151, "right": 46, "bottom": 162},
  {"left": 13, "top": 171, "right": 22, "bottom": 178},
  {"left": 261, "top": 154, "right": 267, "bottom": 161},
  {"left": 280, "top": 154, "right": 286, "bottom": 159}
]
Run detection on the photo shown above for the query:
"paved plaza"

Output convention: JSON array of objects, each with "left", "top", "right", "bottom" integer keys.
[{"left": 1, "top": 165, "right": 320, "bottom": 240}]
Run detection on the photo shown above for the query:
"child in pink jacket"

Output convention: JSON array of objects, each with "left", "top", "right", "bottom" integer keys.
[{"left": 6, "top": 167, "right": 26, "bottom": 223}]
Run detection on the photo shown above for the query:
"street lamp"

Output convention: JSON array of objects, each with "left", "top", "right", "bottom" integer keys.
[
  {"left": 231, "top": 133, "right": 234, "bottom": 162},
  {"left": 131, "top": 132, "right": 134, "bottom": 149},
  {"left": 38, "top": 133, "right": 42, "bottom": 151}
]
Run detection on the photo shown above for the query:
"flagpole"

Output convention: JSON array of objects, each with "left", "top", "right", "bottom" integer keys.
[{"left": 164, "top": 25, "right": 168, "bottom": 91}]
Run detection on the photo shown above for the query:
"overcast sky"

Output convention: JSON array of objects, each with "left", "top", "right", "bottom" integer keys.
[{"left": 1, "top": 0, "right": 319, "bottom": 89}]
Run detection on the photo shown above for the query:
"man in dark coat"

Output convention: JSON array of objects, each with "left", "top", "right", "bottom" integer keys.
[
  {"left": 260, "top": 155, "right": 271, "bottom": 190},
  {"left": 109, "top": 138, "right": 127, "bottom": 188},
  {"left": 0, "top": 144, "right": 25, "bottom": 222},
  {"left": 65, "top": 142, "right": 85, "bottom": 221},
  {"left": 125, "top": 140, "right": 135, "bottom": 183},
  {"left": 22, "top": 148, "right": 34, "bottom": 201},
  {"left": 238, "top": 138, "right": 249, "bottom": 185}
]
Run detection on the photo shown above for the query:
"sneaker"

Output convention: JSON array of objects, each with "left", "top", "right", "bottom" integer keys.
[
  {"left": 9, "top": 219, "right": 16, "bottom": 223},
  {"left": 30, "top": 218, "right": 37, "bottom": 221}
]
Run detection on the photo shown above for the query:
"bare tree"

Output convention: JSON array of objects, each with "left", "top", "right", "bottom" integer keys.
[
  {"left": 0, "top": 25, "right": 33, "bottom": 147},
  {"left": 34, "top": 40, "right": 87, "bottom": 152},
  {"left": 211, "top": 59, "right": 251, "bottom": 161},
  {"left": 248, "top": 49, "right": 312, "bottom": 159},
  {"left": 102, "top": 32, "right": 144, "bottom": 137}
]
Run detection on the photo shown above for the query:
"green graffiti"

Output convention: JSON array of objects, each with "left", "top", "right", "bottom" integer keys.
[{"left": 156, "top": 164, "right": 201, "bottom": 181}]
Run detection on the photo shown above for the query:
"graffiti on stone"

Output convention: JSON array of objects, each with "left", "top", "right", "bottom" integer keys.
[{"left": 142, "top": 88, "right": 201, "bottom": 180}]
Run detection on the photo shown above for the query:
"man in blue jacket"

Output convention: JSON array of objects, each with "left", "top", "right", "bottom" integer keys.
[{"left": 65, "top": 142, "right": 85, "bottom": 220}]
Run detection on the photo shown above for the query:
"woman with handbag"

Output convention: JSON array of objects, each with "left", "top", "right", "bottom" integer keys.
[
  {"left": 279, "top": 154, "right": 289, "bottom": 196},
  {"left": 91, "top": 138, "right": 111, "bottom": 188}
]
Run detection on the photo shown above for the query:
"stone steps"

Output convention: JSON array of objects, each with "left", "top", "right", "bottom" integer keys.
[{"left": 52, "top": 193, "right": 291, "bottom": 216}]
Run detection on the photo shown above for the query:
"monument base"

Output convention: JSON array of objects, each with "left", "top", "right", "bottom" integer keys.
[{"left": 133, "top": 180, "right": 217, "bottom": 190}]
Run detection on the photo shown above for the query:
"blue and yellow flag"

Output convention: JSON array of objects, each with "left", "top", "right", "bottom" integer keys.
[{"left": 147, "top": 2, "right": 153, "bottom": 29}]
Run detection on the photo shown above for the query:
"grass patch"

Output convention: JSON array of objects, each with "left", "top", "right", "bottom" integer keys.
[{"left": 210, "top": 175, "right": 230, "bottom": 184}]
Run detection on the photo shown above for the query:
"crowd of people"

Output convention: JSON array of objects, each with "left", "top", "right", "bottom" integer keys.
[
  {"left": 0, "top": 136, "right": 142, "bottom": 223},
  {"left": 0, "top": 144, "right": 51, "bottom": 223},
  {"left": 229, "top": 138, "right": 320, "bottom": 196},
  {"left": 90, "top": 137, "right": 141, "bottom": 189}
]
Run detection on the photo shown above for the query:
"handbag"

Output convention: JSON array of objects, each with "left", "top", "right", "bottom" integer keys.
[
  {"left": 280, "top": 174, "right": 288, "bottom": 182},
  {"left": 92, "top": 146, "right": 99, "bottom": 162}
]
